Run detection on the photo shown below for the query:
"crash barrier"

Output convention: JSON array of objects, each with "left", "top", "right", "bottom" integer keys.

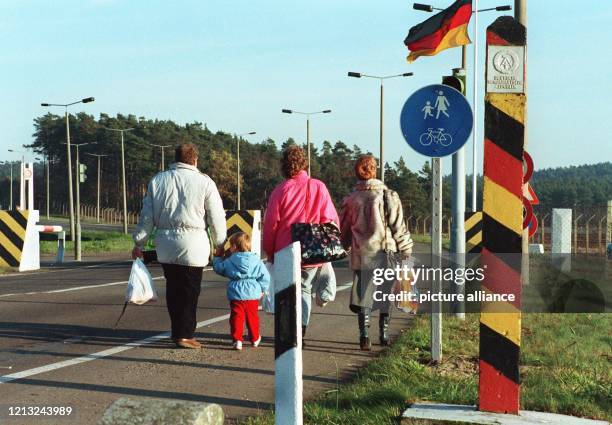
[
  {"left": 479, "top": 16, "right": 526, "bottom": 414},
  {"left": 36, "top": 225, "right": 65, "bottom": 264},
  {"left": 225, "top": 210, "right": 261, "bottom": 257},
  {"left": 273, "top": 242, "right": 303, "bottom": 425},
  {"left": 0, "top": 210, "right": 40, "bottom": 271}
]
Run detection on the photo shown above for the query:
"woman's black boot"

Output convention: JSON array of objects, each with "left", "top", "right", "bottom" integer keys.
[
  {"left": 358, "top": 309, "right": 371, "bottom": 351},
  {"left": 379, "top": 313, "right": 390, "bottom": 346}
]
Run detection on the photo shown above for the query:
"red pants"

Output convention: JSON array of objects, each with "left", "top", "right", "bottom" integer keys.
[{"left": 229, "top": 300, "right": 260, "bottom": 342}]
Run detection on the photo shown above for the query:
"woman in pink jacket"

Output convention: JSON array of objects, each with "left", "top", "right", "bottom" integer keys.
[{"left": 263, "top": 145, "right": 339, "bottom": 342}]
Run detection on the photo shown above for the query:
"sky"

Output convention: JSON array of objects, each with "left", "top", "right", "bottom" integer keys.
[{"left": 2, "top": 0, "right": 611, "bottom": 175}]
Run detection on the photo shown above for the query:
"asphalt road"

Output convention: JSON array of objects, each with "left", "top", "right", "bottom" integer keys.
[{"left": 0, "top": 257, "right": 414, "bottom": 424}]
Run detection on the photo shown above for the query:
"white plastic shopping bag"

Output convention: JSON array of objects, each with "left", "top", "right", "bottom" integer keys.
[
  {"left": 262, "top": 261, "right": 275, "bottom": 314},
  {"left": 115, "top": 258, "right": 157, "bottom": 327},
  {"left": 126, "top": 258, "right": 158, "bottom": 305},
  {"left": 313, "top": 262, "right": 336, "bottom": 304}
]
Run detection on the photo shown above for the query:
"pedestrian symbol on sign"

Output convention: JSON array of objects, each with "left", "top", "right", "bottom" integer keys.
[
  {"left": 400, "top": 84, "right": 473, "bottom": 158},
  {"left": 434, "top": 91, "right": 450, "bottom": 119}
]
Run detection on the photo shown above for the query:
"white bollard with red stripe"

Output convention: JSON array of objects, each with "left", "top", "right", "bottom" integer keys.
[{"left": 36, "top": 225, "right": 65, "bottom": 264}]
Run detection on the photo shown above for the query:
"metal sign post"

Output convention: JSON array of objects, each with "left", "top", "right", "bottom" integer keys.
[
  {"left": 400, "top": 83, "right": 473, "bottom": 363},
  {"left": 431, "top": 157, "right": 443, "bottom": 362}
]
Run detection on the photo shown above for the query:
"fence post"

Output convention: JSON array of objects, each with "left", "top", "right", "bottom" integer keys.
[
  {"left": 585, "top": 215, "right": 596, "bottom": 255},
  {"left": 573, "top": 214, "right": 583, "bottom": 254},
  {"left": 423, "top": 215, "right": 430, "bottom": 235},
  {"left": 541, "top": 213, "right": 549, "bottom": 246},
  {"left": 415, "top": 216, "right": 421, "bottom": 235},
  {"left": 599, "top": 216, "right": 606, "bottom": 254}
]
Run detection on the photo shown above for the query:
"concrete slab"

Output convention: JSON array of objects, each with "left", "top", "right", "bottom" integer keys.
[{"left": 402, "top": 403, "right": 609, "bottom": 425}]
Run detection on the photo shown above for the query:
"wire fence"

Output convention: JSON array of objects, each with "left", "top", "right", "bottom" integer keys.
[
  {"left": 48, "top": 202, "right": 140, "bottom": 226},
  {"left": 406, "top": 203, "right": 612, "bottom": 256},
  {"left": 533, "top": 205, "right": 611, "bottom": 255}
]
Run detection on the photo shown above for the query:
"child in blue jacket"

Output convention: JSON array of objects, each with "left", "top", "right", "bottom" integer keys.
[{"left": 213, "top": 232, "right": 270, "bottom": 350}]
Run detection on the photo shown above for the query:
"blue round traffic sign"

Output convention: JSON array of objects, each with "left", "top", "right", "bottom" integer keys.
[{"left": 400, "top": 84, "right": 473, "bottom": 157}]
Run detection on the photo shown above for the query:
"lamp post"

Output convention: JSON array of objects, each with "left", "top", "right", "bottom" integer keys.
[
  {"left": 41, "top": 97, "right": 95, "bottom": 256},
  {"left": 103, "top": 127, "right": 134, "bottom": 234},
  {"left": 413, "top": 3, "right": 510, "bottom": 210},
  {"left": 347, "top": 72, "right": 414, "bottom": 183},
  {"left": 63, "top": 142, "right": 94, "bottom": 261},
  {"left": 8, "top": 149, "right": 26, "bottom": 210},
  {"left": 85, "top": 153, "right": 108, "bottom": 223},
  {"left": 281, "top": 109, "right": 331, "bottom": 175},
  {"left": 9, "top": 162, "right": 13, "bottom": 210},
  {"left": 236, "top": 131, "right": 256, "bottom": 210},
  {"left": 151, "top": 144, "right": 171, "bottom": 171}
]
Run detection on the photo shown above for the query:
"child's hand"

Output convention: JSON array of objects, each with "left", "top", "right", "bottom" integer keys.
[{"left": 261, "top": 292, "right": 265, "bottom": 299}]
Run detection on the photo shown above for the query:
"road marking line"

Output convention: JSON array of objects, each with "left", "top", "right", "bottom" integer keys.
[
  {"left": 0, "top": 267, "right": 213, "bottom": 298},
  {"left": 0, "top": 281, "right": 354, "bottom": 384},
  {"left": 0, "top": 260, "right": 131, "bottom": 279}
]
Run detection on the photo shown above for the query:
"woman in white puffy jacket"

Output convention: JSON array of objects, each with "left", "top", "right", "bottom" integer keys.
[{"left": 132, "top": 143, "right": 226, "bottom": 349}]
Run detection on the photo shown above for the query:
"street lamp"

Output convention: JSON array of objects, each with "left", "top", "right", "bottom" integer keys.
[
  {"left": 348, "top": 72, "right": 414, "bottom": 183},
  {"left": 41, "top": 97, "right": 95, "bottom": 257},
  {"left": 413, "top": 3, "right": 510, "bottom": 211},
  {"left": 281, "top": 109, "right": 331, "bottom": 175},
  {"left": 85, "top": 153, "right": 108, "bottom": 223},
  {"left": 236, "top": 131, "right": 256, "bottom": 210},
  {"left": 150, "top": 144, "right": 171, "bottom": 171},
  {"left": 103, "top": 127, "right": 134, "bottom": 234},
  {"left": 62, "top": 142, "right": 95, "bottom": 261}
]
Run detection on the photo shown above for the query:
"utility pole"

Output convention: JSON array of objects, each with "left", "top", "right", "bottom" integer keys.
[
  {"left": 448, "top": 65, "right": 467, "bottom": 320},
  {"left": 9, "top": 163, "right": 13, "bottom": 210},
  {"left": 86, "top": 153, "right": 108, "bottom": 223},
  {"left": 236, "top": 132, "right": 255, "bottom": 210},
  {"left": 66, "top": 142, "right": 94, "bottom": 261},
  {"left": 151, "top": 144, "right": 171, "bottom": 171},
  {"left": 46, "top": 155, "right": 50, "bottom": 219},
  {"left": 104, "top": 127, "right": 134, "bottom": 234}
]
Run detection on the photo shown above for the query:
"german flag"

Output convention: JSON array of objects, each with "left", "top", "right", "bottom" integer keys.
[{"left": 404, "top": 0, "right": 472, "bottom": 63}]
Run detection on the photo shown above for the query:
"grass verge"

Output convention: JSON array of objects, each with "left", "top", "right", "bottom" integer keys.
[
  {"left": 411, "top": 234, "right": 450, "bottom": 250},
  {"left": 39, "top": 231, "right": 133, "bottom": 255},
  {"left": 242, "top": 313, "right": 611, "bottom": 425}
]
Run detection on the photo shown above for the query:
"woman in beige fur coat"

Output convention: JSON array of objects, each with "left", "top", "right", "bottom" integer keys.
[{"left": 340, "top": 155, "right": 413, "bottom": 350}]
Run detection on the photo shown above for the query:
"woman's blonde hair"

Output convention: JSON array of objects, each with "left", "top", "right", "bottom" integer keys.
[
  {"left": 229, "top": 232, "right": 251, "bottom": 252},
  {"left": 354, "top": 155, "right": 377, "bottom": 180}
]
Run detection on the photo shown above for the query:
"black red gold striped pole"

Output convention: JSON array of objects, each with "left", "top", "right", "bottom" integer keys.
[{"left": 479, "top": 16, "right": 526, "bottom": 414}]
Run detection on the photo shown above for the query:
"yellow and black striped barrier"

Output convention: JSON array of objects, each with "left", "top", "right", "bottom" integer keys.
[
  {"left": 465, "top": 211, "right": 483, "bottom": 254},
  {"left": 0, "top": 209, "right": 40, "bottom": 271},
  {"left": 224, "top": 210, "right": 261, "bottom": 257},
  {"left": 0, "top": 210, "right": 29, "bottom": 268},
  {"left": 479, "top": 16, "right": 526, "bottom": 415}
]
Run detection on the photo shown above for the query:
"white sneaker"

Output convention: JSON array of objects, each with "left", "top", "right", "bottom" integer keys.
[
  {"left": 252, "top": 336, "right": 262, "bottom": 347},
  {"left": 233, "top": 340, "right": 243, "bottom": 350}
]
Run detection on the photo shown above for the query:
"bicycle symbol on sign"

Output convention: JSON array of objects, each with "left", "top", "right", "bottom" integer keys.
[{"left": 419, "top": 128, "right": 452, "bottom": 147}]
